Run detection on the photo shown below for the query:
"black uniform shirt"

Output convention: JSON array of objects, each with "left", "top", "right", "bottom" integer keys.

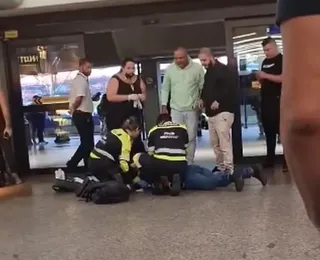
[
  {"left": 260, "top": 54, "right": 283, "bottom": 106},
  {"left": 92, "top": 128, "right": 131, "bottom": 163},
  {"left": 148, "top": 122, "right": 189, "bottom": 161},
  {"left": 277, "top": 0, "right": 320, "bottom": 25}
]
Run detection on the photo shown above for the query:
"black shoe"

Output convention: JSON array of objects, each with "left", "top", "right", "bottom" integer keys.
[
  {"left": 235, "top": 176, "right": 245, "bottom": 192},
  {"left": 212, "top": 166, "right": 221, "bottom": 173},
  {"left": 230, "top": 174, "right": 244, "bottom": 192},
  {"left": 170, "top": 174, "right": 181, "bottom": 197},
  {"left": 252, "top": 165, "right": 268, "bottom": 186},
  {"left": 152, "top": 182, "right": 164, "bottom": 195}
]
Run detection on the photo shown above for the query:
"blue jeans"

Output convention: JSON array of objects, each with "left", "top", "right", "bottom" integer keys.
[
  {"left": 171, "top": 109, "right": 198, "bottom": 164},
  {"left": 184, "top": 165, "right": 253, "bottom": 190}
]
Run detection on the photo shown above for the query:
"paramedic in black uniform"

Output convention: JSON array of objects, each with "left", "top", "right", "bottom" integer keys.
[
  {"left": 132, "top": 114, "right": 188, "bottom": 196},
  {"left": 277, "top": 0, "right": 320, "bottom": 228},
  {"left": 255, "top": 37, "right": 286, "bottom": 169}
]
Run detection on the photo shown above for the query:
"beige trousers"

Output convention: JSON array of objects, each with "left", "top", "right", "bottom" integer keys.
[{"left": 208, "top": 112, "right": 234, "bottom": 173}]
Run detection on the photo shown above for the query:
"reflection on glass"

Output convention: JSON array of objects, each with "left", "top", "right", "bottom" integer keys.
[
  {"left": 18, "top": 42, "right": 138, "bottom": 169},
  {"left": 233, "top": 25, "right": 283, "bottom": 157}
]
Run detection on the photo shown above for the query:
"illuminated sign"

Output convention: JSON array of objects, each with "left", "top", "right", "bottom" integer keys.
[
  {"left": 18, "top": 55, "right": 40, "bottom": 65},
  {"left": 4, "top": 30, "right": 18, "bottom": 39}
]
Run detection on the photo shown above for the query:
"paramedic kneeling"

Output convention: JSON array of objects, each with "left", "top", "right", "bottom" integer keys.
[
  {"left": 132, "top": 114, "right": 188, "bottom": 196},
  {"left": 89, "top": 116, "right": 141, "bottom": 186}
]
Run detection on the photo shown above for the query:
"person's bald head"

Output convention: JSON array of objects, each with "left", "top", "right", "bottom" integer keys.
[
  {"left": 198, "top": 47, "right": 215, "bottom": 68},
  {"left": 174, "top": 47, "right": 189, "bottom": 69}
]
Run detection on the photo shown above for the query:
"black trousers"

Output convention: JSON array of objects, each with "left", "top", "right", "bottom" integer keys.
[
  {"left": 68, "top": 111, "right": 94, "bottom": 169},
  {"left": 137, "top": 154, "right": 187, "bottom": 184},
  {"left": 261, "top": 101, "right": 280, "bottom": 165},
  {"left": 28, "top": 112, "right": 46, "bottom": 142},
  {"left": 88, "top": 157, "right": 136, "bottom": 184}
]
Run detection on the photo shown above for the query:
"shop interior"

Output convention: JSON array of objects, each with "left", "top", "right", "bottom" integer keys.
[
  {"left": 14, "top": 21, "right": 283, "bottom": 169},
  {"left": 233, "top": 25, "right": 283, "bottom": 157}
]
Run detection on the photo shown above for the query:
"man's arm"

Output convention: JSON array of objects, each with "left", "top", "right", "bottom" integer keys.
[
  {"left": 197, "top": 66, "right": 205, "bottom": 99},
  {"left": 147, "top": 128, "right": 156, "bottom": 155},
  {"left": 161, "top": 70, "right": 171, "bottom": 108},
  {"left": 70, "top": 78, "right": 85, "bottom": 112},
  {"left": 265, "top": 74, "right": 282, "bottom": 84},
  {"left": 265, "top": 56, "right": 283, "bottom": 84},
  {"left": 278, "top": 1, "right": 320, "bottom": 228}
]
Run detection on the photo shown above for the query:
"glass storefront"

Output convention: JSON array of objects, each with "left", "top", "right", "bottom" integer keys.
[
  {"left": 5, "top": 18, "right": 284, "bottom": 173},
  {"left": 231, "top": 24, "right": 283, "bottom": 157},
  {"left": 16, "top": 39, "right": 137, "bottom": 169}
]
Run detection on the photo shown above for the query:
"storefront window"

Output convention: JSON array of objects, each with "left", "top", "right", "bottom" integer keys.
[
  {"left": 20, "top": 57, "right": 139, "bottom": 169},
  {"left": 233, "top": 25, "right": 283, "bottom": 157}
]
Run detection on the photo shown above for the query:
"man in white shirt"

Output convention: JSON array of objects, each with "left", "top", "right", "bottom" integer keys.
[{"left": 67, "top": 58, "right": 94, "bottom": 170}]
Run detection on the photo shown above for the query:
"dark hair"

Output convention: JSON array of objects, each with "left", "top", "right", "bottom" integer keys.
[
  {"left": 156, "top": 113, "right": 172, "bottom": 124},
  {"left": 79, "top": 58, "right": 91, "bottom": 67},
  {"left": 122, "top": 116, "right": 140, "bottom": 131},
  {"left": 262, "top": 37, "right": 275, "bottom": 47},
  {"left": 121, "top": 57, "right": 135, "bottom": 68}
]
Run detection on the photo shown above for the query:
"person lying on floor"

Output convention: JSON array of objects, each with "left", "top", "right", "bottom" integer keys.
[
  {"left": 130, "top": 113, "right": 187, "bottom": 196},
  {"left": 184, "top": 164, "right": 267, "bottom": 192}
]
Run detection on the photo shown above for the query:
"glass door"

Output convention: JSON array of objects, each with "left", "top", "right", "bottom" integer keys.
[
  {"left": 225, "top": 18, "right": 284, "bottom": 160},
  {"left": 5, "top": 35, "right": 86, "bottom": 171}
]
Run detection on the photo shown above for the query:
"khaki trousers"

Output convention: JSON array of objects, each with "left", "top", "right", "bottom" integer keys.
[{"left": 208, "top": 112, "right": 234, "bottom": 173}]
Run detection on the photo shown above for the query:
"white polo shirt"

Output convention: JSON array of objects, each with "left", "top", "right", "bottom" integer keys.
[{"left": 69, "top": 72, "right": 93, "bottom": 113}]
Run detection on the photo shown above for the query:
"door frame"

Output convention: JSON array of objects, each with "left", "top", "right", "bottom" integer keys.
[
  {"left": 224, "top": 17, "right": 284, "bottom": 164},
  {"left": 3, "top": 35, "right": 85, "bottom": 175}
]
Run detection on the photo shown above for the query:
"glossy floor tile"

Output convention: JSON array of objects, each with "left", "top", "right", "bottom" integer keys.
[{"left": 0, "top": 171, "right": 318, "bottom": 260}]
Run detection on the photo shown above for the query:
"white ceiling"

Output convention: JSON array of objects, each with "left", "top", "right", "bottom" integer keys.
[{"left": 0, "top": 0, "right": 174, "bottom": 17}]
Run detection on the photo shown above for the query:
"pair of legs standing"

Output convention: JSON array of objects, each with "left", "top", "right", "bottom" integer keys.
[
  {"left": 67, "top": 111, "right": 94, "bottom": 170},
  {"left": 207, "top": 112, "right": 234, "bottom": 173},
  {"left": 170, "top": 109, "right": 198, "bottom": 164},
  {"left": 261, "top": 102, "right": 287, "bottom": 169}
]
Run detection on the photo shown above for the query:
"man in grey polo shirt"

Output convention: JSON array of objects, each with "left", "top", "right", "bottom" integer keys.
[{"left": 67, "top": 58, "right": 94, "bottom": 170}]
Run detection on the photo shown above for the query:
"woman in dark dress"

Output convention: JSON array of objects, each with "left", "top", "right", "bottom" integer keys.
[{"left": 106, "top": 58, "right": 147, "bottom": 155}]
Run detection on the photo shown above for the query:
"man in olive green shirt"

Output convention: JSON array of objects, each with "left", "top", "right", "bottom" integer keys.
[{"left": 161, "top": 47, "right": 204, "bottom": 164}]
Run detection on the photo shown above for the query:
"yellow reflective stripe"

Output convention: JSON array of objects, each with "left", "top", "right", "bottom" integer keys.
[
  {"left": 120, "top": 160, "right": 129, "bottom": 173},
  {"left": 153, "top": 154, "right": 186, "bottom": 161},
  {"left": 111, "top": 128, "right": 131, "bottom": 162},
  {"left": 133, "top": 176, "right": 141, "bottom": 184},
  {"left": 132, "top": 153, "right": 142, "bottom": 168},
  {"left": 90, "top": 152, "right": 100, "bottom": 159},
  {"left": 94, "top": 148, "right": 115, "bottom": 161}
]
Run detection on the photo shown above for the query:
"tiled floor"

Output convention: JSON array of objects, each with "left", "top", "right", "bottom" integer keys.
[{"left": 0, "top": 170, "right": 319, "bottom": 260}]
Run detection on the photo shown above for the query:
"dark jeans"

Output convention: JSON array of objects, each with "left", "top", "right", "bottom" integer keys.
[
  {"left": 68, "top": 111, "right": 94, "bottom": 169},
  {"left": 88, "top": 158, "right": 136, "bottom": 184},
  {"left": 137, "top": 154, "right": 187, "bottom": 184}
]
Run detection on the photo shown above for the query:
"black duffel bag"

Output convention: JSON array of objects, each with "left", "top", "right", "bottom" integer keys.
[
  {"left": 52, "top": 178, "right": 79, "bottom": 193},
  {"left": 77, "top": 178, "right": 131, "bottom": 204}
]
